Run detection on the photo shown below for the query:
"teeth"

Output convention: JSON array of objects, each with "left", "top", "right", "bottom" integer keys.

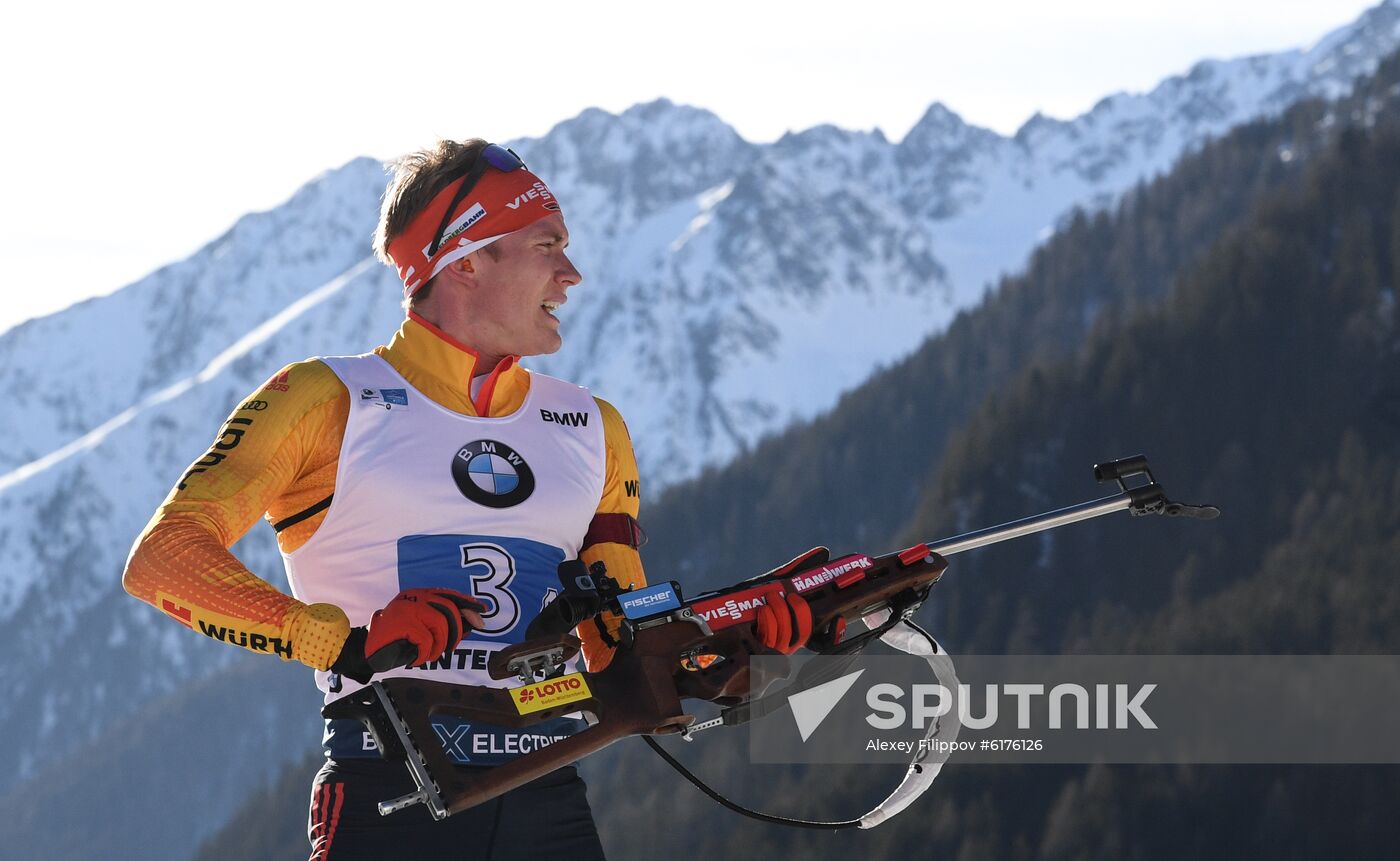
[{"left": 542, "top": 301, "right": 560, "bottom": 311}]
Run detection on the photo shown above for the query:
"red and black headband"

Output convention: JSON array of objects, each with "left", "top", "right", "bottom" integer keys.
[{"left": 387, "top": 144, "right": 563, "bottom": 297}]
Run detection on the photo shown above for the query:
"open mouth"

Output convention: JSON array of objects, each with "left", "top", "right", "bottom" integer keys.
[{"left": 541, "top": 300, "right": 562, "bottom": 321}]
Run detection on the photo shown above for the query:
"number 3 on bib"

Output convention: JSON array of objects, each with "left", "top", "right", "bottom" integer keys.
[
  {"left": 459, "top": 543, "right": 521, "bottom": 635},
  {"left": 396, "top": 533, "right": 564, "bottom": 642}
]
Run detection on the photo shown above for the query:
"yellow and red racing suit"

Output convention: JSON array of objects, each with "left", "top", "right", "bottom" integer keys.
[{"left": 123, "top": 311, "right": 646, "bottom": 673}]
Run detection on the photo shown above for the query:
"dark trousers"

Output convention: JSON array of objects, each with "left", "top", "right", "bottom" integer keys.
[{"left": 308, "top": 758, "right": 607, "bottom": 860}]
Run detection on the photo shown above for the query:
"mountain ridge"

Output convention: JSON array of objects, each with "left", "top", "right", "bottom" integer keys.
[{"left": 7, "top": 3, "right": 1400, "bottom": 490}]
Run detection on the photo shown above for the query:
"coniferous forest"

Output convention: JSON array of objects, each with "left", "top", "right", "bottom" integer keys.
[{"left": 197, "top": 48, "right": 1400, "bottom": 861}]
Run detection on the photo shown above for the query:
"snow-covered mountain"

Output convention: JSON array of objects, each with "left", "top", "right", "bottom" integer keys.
[
  {"left": 7, "top": 2, "right": 1400, "bottom": 493},
  {"left": 2, "top": 3, "right": 1400, "bottom": 857}
]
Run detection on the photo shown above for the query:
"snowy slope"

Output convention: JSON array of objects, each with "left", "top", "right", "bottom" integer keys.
[
  {"left": 6, "top": 3, "right": 1400, "bottom": 492},
  {"left": 0, "top": 159, "right": 387, "bottom": 475},
  {"left": 0, "top": 259, "right": 401, "bottom": 777},
  {"left": 1, "top": 3, "right": 1400, "bottom": 856}
]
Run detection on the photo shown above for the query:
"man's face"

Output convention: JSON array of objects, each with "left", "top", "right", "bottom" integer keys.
[{"left": 463, "top": 213, "right": 581, "bottom": 359}]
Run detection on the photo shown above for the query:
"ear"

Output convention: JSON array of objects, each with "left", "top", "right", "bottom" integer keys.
[{"left": 435, "top": 256, "right": 477, "bottom": 288}]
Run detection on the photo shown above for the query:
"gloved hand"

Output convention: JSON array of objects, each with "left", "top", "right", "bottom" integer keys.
[
  {"left": 750, "top": 546, "right": 826, "bottom": 654},
  {"left": 755, "top": 588, "right": 812, "bottom": 654},
  {"left": 330, "top": 589, "right": 485, "bottom": 684}
]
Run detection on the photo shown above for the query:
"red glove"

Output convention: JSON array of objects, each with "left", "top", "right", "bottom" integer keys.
[
  {"left": 365, "top": 589, "right": 486, "bottom": 671},
  {"left": 755, "top": 589, "right": 812, "bottom": 654},
  {"left": 751, "top": 547, "right": 825, "bottom": 654},
  {"left": 331, "top": 589, "right": 485, "bottom": 683}
]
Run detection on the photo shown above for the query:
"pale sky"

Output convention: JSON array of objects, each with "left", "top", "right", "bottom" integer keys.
[{"left": 0, "top": 0, "right": 1382, "bottom": 335}]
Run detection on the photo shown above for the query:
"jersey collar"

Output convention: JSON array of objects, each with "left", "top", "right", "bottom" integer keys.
[{"left": 376, "top": 312, "right": 529, "bottom": 418}]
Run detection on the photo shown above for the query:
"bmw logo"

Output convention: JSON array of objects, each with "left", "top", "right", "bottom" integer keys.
[{"left": 451, "top": 440, "right": 535, "bottom": 508}]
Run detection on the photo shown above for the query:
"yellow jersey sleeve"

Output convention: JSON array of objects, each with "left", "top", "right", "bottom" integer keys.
[
  {"left": 578, "top": 397, "right": 648, "bottom": 670},
  {"left": 122, "top": 360, "right": 354, "bottom": 670}
]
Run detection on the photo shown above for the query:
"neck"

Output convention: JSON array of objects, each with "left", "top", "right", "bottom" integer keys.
[
  {"left": 384, "top": 313, "right": 527, "bottom": 419},
  {"left": 408, "top": 307, "right": 506, "bottom": 375}
]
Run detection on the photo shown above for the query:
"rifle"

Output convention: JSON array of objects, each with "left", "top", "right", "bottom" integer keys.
[{"left": 324, "top": 455, "right": 1217, "bottom": 827}]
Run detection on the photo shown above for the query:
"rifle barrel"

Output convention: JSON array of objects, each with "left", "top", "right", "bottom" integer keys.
[{"left": 925, "top": 492, "right": 1132, "bottom": 557}]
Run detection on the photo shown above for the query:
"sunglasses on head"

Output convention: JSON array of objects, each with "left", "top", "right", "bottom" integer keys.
[{"left": 426, "top": 143, "right": 527, "bottom": 257}]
